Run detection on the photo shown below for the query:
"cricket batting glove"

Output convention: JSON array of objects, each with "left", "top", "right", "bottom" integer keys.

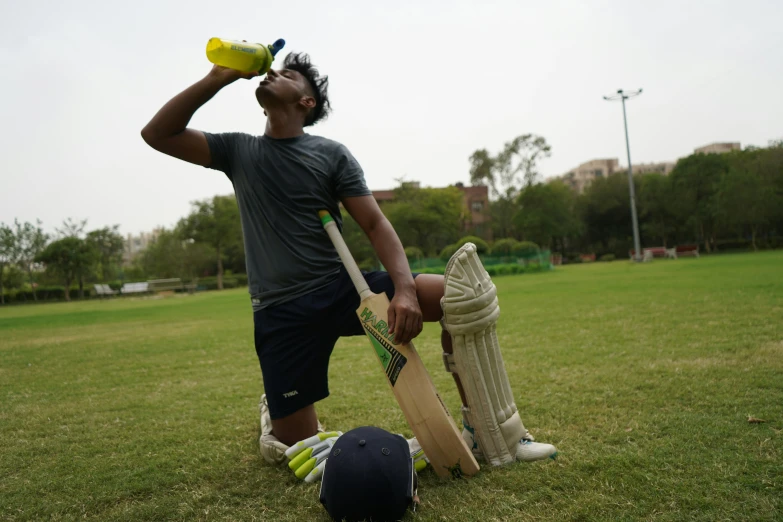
[
  {"left": 286, "top": 431, "right": 342, "bottom": 483},
  {"left": 407, "top": 437, "right": 429, "bottom": 473}
]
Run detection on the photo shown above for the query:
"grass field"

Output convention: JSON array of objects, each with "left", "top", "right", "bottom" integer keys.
[{"left": 1, "top": 253, "right": 781, "bottom": 521}]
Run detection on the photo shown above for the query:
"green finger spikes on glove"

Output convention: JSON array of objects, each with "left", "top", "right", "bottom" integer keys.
[
  {"left": 407, "top": 437, "right": 429, "bottom": 473},
  {"left": 285, "top": 432, "right": 430, "bottom": 483},
  {"left": 286, "top": 431, "right": 342, "bottom": 483}
]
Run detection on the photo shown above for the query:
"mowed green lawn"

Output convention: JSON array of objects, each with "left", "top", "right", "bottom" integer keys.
[{"left": 1, "top": 253, "right": 781, "bottom": 521}]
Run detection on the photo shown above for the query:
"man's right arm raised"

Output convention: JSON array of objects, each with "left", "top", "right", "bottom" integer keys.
[{"left": 141, "top": 66, "right": 257, "bottom": 166}]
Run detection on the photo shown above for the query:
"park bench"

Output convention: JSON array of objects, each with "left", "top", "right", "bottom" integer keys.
[
  {"left": 629, "top": 247, "right": 669, "bottom": 262},
  {"left": 579, "top": 253, "right": 596, "bottom": 262},
  {"left": 632, "top": 245, "right": 699, "bottom": 260},
  {"left": 147, "top": 278, "right": 198, "bottom": 295},
  {"left": 675, "top": 244, "right": 700, "bottom": 258},
  {"left": 93, "top": 284, "right": 116, "bottom": 298},
  {"left": 120, "top": 282, "right": 150, "bottom": 295},
  {"left": 628, "top": 249, "right": 653, "bottom": 261},
  {"left": 148, "top": 278, "right": 184, "bottom": 293}
]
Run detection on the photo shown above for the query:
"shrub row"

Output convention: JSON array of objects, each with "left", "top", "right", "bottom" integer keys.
[
  {"left": 190, "top": 274, "right": 248, "bottom": 290},
  {"left": 438, "top": 237, "right": 542, "bottom": 261},
  {"left": 2, "top": 273, "right": 253, "bottom": 304},
  {"left": 1, "top": 287, "right": 93, "bottom": 303},
  {"left": 416, "top": 263, "right": 549, "bottom": 277}
]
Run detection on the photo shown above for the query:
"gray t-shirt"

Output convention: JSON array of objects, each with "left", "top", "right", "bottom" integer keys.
[{"left": 204, "top": 132, "right": 371, "bottom": 310}]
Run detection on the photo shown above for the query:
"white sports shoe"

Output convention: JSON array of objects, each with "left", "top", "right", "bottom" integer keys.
[
  {"left": 258, "top": 394, "right": 326, "bottom": 466},
  {"left": 463, "top": 423, "right": 557, "bottom": 463},
  {"left": 259, "top": 394, "right": 289, "bottom": 465},
  {"left": 515, "top": 439, "right": 558, "bottom": 462}
]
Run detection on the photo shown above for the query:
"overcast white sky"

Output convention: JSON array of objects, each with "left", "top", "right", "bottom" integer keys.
[{"left": 2, "top": 0, "right": 781, "bottom": 237}]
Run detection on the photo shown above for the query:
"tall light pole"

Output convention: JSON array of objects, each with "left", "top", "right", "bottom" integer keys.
[{"left": 604, "top": 89, "right": 643, "bottom": 261}]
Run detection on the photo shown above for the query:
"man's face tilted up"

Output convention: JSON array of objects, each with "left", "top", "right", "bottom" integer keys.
[{"left": 255, "top": 67, "right": 316, "bottom": 124}]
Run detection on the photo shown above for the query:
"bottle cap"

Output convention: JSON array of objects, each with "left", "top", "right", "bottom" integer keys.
[{"left": 269, "top": 39, "right": 285, "bottom": 56}]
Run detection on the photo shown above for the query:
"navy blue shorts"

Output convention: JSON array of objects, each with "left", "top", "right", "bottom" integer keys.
[{"left": 254, "top": 269, "right": 419, "bottom": 420}]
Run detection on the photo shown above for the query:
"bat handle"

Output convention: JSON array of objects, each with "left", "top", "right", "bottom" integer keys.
[{"left": 318, "top": 211, "right": 373, "bottom": 300}]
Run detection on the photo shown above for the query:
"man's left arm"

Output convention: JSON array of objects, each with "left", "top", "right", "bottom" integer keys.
[{"left": 342, "top": 196, "right": 422, "bottom": 345}]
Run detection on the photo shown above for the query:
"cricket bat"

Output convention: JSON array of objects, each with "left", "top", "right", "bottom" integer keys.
[{"left": 318, "top": 211, "right": 479, "bottom": 478}]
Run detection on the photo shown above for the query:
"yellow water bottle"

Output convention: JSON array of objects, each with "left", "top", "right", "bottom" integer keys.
[{"left": 206, "top": 38, "right": 285, "bottom": 74}]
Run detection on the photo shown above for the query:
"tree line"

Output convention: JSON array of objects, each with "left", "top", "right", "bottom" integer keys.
[
  {"left": 0, "top": 196, "right": 246, "bottom": 303},
  {"left": 466, "top": 135, "right": 783, "bottom": 258},
  {"left": 0, "top": 219, "right": 125, "bottom": 303},
  {"left": 4, "top": 136, "right": 781, "bottom": 304},
  {"left": 511, "top": 142, "right": 783, "bottom": 257}
]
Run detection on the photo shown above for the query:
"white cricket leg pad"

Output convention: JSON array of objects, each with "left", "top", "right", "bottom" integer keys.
[{"left": 442, "top": 243, "right": 529, "bottom": 466}]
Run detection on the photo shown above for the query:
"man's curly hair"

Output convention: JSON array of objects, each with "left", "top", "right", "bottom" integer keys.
[{"left": 283, "top": 53, "right": 331, "bottom": 126}]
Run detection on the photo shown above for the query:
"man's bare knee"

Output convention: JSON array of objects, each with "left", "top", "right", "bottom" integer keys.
[
  {"left": 414, "top": 274, "right": 445, "bottom": 322},
  {"left": 271, "top": 404, "right": 319, "bottom": 446}
]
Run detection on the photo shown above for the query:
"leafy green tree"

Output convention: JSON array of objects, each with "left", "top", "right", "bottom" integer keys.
[
  {"left": 0, "top": 223, "right": 17, "bottom": 305},
  {"left": 86, "top": 226, "right": 125, "bottom": 281},
  {"left": 715, "top": 147, "right": 781, "bottom": 250},
  {"left": 2, "top": 265, "right": 25, "bottom": 297},
  {"left": 383, "top": 184, "right": 464, "bottom": 256},
  {"left": 669, "top": 153, "right": 729, "bottom": 252},
  {"left": 514, "top": 181, "right": 579, "bottom": 250},
  {"left": 404, "top": 246, "right": 424, "bottom": 268},
  {"left": 14, "top": 219, "right": 49, "bottom": 302},
  {"left": 636, "top": 173, "right": 676, "bottom": 247},
  {"left": 470, "top": 135, "right": 552, "bottom": 193},
  {"left": 468, "top": 149, "right": 496, "bottom": 193},
  {"left": 470, "top": 134, "right": 552, "bottom": 239},
  {"left": 56, "top": 218, "right": 87, "bottom": 239},
  {"left": 488, "top": 198, "right": 518, "bottom": 240},
  {"left": 468, "top": 148, "right": 513, "bottom": 238},
  {"left": 178, "top": 195, "right": 243, "bottom": 290},
  {"left": 496, "top": 134, "right": 553, "bottom": 188},
  {"left": 140, "top": 229, "right": 215, "bottom": 281},
  {"left": 578, "top": 173, "right": 634, "bottom": 256},
  {"left": 340, "top": 210, "right": 378, "bottom": 271},
  {"left": 715, "top": 167, "right": 770, "bottom": 250},
  {"left": 35, "top": 237, "right": 94, "bottom": 301},
  {"left": 55, "top": 218, "right": 96, "bottom": 297},
  {"left": 180, "top": 241, "right": 218, "bottom": 281},
  {"left": 754, "top": 144, "right": 783, "bottom": 238}
]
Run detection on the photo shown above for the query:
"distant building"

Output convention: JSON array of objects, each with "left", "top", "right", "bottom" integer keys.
[
  {"left": 371, "top": 182, "right": 420, "bottom": 204},
  {"left": 371, "top": 182, "right": 492, "bottom": 241},
  {"left": 123, "top": 228, "right": 162, "bottom": 265},
  {"left": 631, "top": 161, "right": 676, "bottom": 176},
  {"left": 457, "top": 183, "right": 492, "bottom": 241},
  {"left": 550, "top": 141, "right": 740, "bottom": 194},
  {"left": 554, "top": 158, "right": 620, "bottom": 194},
  {"left": 694, "top": 142, "right": 740, "bottom": 154}
]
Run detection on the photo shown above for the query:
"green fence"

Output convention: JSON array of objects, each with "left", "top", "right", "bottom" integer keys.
[{"left": 407, "top": 250, "right": 552, "bottom": 275}]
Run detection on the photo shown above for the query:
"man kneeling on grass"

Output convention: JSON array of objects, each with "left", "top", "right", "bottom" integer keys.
[{"left": 141, "top": 51, "right": 556, "bottom": 480}]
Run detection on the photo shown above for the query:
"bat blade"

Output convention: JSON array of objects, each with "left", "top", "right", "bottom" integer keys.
[
  {"left": 317, "top": 210, "right": 478, "bottom": 478},
  {"left": 356, "top": 291, "right": 479, "bottom": 478}
]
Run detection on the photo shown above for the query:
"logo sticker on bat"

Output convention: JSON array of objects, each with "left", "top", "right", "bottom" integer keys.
[{"left": 361, "top": 307, "right": 407, "bottom": 386}]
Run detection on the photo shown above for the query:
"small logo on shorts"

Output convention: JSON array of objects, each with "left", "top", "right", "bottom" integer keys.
[{"left": 283, "top": 390, "right": 299, "bottom": 398}]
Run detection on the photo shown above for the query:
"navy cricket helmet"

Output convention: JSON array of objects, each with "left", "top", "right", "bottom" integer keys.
[{"left": 319, "top": 426, "right": 417, "bottom": 522}]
